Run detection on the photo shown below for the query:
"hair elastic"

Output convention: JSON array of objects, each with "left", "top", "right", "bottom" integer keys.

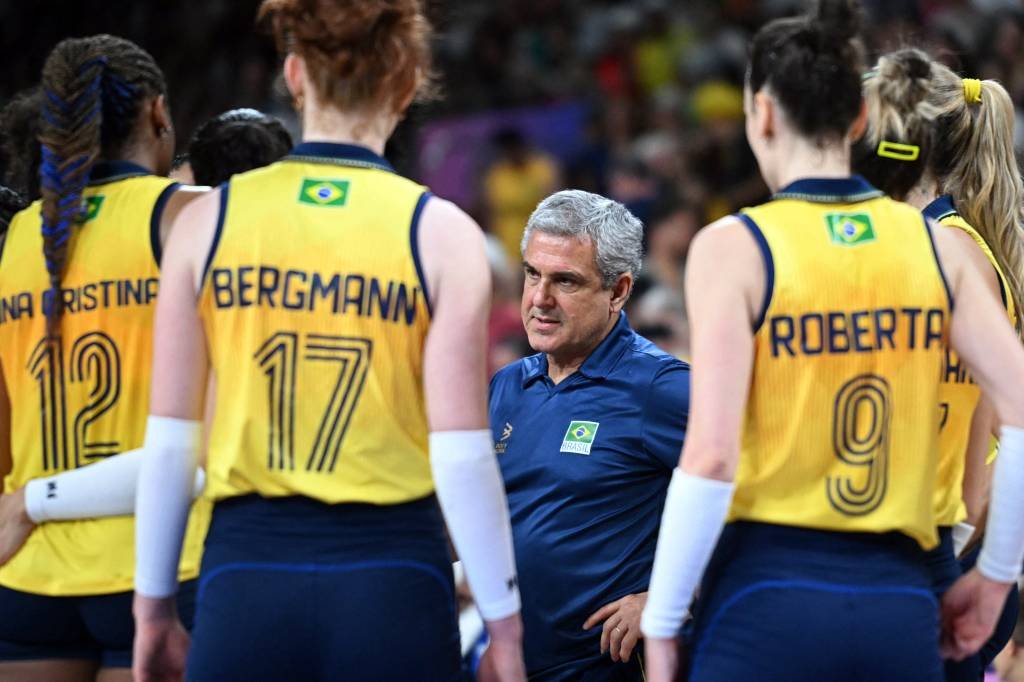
[
  {"left": 962, "top": 78, "right": 982, "bottom": 105},
  {"left": 877, "top": 140, "right": 920, "bottom": 161}
]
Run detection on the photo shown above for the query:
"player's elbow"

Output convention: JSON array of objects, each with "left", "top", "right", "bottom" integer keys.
[{"left": 680, "top": 441, "right": 738, "bottom": 482}]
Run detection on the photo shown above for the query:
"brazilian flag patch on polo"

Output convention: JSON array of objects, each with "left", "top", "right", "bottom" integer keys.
[
  {"left": 825, "top": 212, "right": 875, "bottom": 246},
  {"left": 560, "top": 420, "right": 600, "bottom": 455},
  {"left": 298, "top": 179, "right": 350, "bottom": 207}
]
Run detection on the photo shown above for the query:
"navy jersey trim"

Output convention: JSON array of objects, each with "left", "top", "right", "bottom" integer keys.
[
  {"left": 922, "top": 195, "right": 958, "bottom": 223},
  {"left": 200, "top": 182, "right": 230, "bottom": 293},
  {"left": 285, "top": 142, "right": 394, "bottom": 174},
  {"left": 998, "top": 270, "right": 1009, "bottom": 311},
  {"left": 924, "top": 217, "right": 955, "bottom": 312},
  {"left": 87, "top": 160, "right": 151, "bottom": 187},
  {"left": 150, "top": 182, "right": 181, "bottom": 268},
  {"left": 736, "top": 213, "right": 774, "bottom": 332},
  {"left": 410, "top": 191, "right": 434, "bottom": 317},
  {"left": 773, "top": 175, "right": 883, "bottom": 204}
]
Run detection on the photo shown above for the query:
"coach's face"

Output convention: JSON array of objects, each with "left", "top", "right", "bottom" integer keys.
[{"left": 521, "top": 231, "right": 631, "bottom": 366}]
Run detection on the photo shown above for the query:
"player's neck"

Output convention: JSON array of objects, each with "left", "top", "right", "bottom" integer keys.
[
  {"left": 301, "top": 105, "right": 396, "bottom": 156},
  {"left": 904, "top": 176, "right": 941, "bottom": 212},
  {"left": 768, "top": 136, "right": 851, "bottom": 192}
]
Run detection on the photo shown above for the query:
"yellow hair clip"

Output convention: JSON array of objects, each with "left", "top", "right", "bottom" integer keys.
[
  {"left": 877, "top": 140, "right": 920, "bottom": 161},
  {"left": 962, "top": 78, "right": 982, "bottom": 105}
]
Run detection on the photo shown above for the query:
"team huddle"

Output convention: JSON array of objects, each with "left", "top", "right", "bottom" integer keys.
[{"left": 0, "top": 0, "right": 1022, "bottom": 680}]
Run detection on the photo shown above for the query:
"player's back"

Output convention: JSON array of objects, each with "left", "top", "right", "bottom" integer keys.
[
  {"left": 200, "top": 143, "right": 434, "bottom": 506},
  {"left": 732, "top": 178, "right": 950, "bottom": 550},
  {"left": 926, "top": 196, "right": 1017, "bottom": 526},
  {"left": 0, "top": 163, "right": 205, "bottom": 595}
]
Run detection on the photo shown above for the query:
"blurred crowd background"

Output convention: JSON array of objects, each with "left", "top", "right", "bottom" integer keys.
[{"left": 2, "top": 0, "right": 1023, "bottom": 368}]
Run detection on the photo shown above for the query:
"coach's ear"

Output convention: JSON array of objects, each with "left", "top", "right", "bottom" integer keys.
[{"left": 609, "top": 273, "right": 633, "bottom": 313}]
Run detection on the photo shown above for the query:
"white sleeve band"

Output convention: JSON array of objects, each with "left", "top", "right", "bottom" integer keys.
[
  {"left": 25, "top": 449, "right": 206, "bottom": 523},
  {"left": 641, "top": 468, "right": 735, "bottom": 639},
  {"left": 134, "top": 416, "right": 201, "bottom": 598},
  {"left": 430, "top": 429, "right": 520, "bottom": 621},
  {"left": 978, "top": 425, "right": 1024, "bottom": 583},
  {"left": 952, "top": 522, "right": 976, "bottom": 558}
]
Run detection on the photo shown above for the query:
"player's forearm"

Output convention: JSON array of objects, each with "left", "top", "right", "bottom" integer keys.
[
  {"left": 26, "top": 448, "right": 205, "bottom": 523},
  {"left": 641, "top": 469, "right": 735, "bottom": 638},
  {"left": 430, "top": 429, "right": 521, "bottom": 623},
  {"left": 134, "top": 416, "right": 200, "bottom": 599}
]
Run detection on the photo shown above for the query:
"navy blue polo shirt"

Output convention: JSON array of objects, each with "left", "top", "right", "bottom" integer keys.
[{"left": 489, "top": 312, "right": 690, "bottom": 676}]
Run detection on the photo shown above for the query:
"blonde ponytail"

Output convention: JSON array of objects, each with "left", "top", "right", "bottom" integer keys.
[{"left": 930, "top": 64, "right": 1024, "bottom": 336}]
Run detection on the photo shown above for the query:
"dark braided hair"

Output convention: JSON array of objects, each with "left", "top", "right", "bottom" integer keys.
[{"left": 38, "top": 34, "right": 166, "bottom": 336}]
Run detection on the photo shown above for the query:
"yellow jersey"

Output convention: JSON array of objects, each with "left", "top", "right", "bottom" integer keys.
[
  {"left": 730, "top": 177, "right": 950, "bottom": 550},
  {"left": 926, "top": 195, "right": 1017, "bottom": 524},
  {"left": 0, "top": 161, "right": 209, "bottom": 596},
  {"left": 199, "top": 142, "right": 433, "bottom": 505}
]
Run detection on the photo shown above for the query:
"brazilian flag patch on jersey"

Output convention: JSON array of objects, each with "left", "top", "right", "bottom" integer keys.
[
  {"left": 825, "top": 212, "right": 875, "bottom": 246},
  {"left": 298, "top": 179, "right": 349, "bottom": 207},
  {"left": 82, "top": 195, "right": 104, "bottom": 223}
]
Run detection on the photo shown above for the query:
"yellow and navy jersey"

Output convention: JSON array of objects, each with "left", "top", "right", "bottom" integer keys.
[
  {"left": 730, "top": 177, "right": 950, "bottom": 550},
  {"left": 924, "top": 195, "right": 1017, "bottom": 524},
  {"left": 199, "top": 142, "right": 433, "bottom": 506},
  {"left": 0, "top": 161, "right": 210, "bottom": 596}
]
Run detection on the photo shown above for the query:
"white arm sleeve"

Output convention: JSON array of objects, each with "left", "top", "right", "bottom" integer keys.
[
  {"left": 641, "top": 468, "right": 735, "bottom": 639},
  {"left": 430, "top": 429, "right": 520, "bottom": 621},
  {"left": 977, "top": 425, "right": 1024, "bottom": 583},
  {"left": 24, "top": 449, "right": 205, "bottom": 523},
  {"left": 134, "top": 416, "right": 201, "bottom": 598}
]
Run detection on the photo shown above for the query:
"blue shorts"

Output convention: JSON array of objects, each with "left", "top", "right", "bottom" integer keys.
[
  {"left": 186, "top": 494, "right": 461, "bottom": 682},
  {"left": 687, "top": 522, "right": 942, "bottom": 682},
  {"left": 924, "top": 527, "right": 979, "bottom": 682},
  {"left": 0, "top": 580, "right": 197, "bottom": 668}
]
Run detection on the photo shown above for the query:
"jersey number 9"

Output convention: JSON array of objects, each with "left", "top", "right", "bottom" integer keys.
[{"left": 826, "top": 373, "right": 891, "bottom": 516}]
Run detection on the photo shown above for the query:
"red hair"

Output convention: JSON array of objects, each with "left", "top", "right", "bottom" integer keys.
[{"left": 259, "top": 0, "right": 436, "bottom": 115}]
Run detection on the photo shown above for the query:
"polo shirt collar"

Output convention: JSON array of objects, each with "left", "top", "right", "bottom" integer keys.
[
  {"left": 286, "top": 141, "right": 394, "bottom": 173},
  {"left": 520, "top": 312, "right": 632, "bottom": 386},
  {"left": 772, "top": 175, "right": 883, "bottom": 203},
  {"left": 922, "top": 194, "right": 958, "bottom": 222}
]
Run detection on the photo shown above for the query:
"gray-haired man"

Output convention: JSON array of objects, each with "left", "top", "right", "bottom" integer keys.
[{"left": 488, "top": 190, "right": 690, "bottom": 680}]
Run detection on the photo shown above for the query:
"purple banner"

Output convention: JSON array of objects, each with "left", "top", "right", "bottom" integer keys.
[{"left": 416, "top": 101, "right": 590, "bottom": 209}]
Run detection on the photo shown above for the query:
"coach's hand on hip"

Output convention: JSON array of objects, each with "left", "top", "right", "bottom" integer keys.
[{"left": 583, "top": 592, "right": 647, "bottom": 663}]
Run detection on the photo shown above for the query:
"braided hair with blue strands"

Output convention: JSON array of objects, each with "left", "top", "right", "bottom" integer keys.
[{"left": 38, "top": 34, "right": 166, "bottom": 336}]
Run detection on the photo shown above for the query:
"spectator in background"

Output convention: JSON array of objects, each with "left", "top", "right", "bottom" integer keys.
[
  {"left": 0, "top": 87, "right": 42, "bottom": 201},
  {"left": 172, "top": 108, "right": 293, "bottom": 186},
  {"left": 489, "top": 190, "right": 689, "bottom": 680},
  {"left": 484, "top": 127, "right": 560, "bottom": 262},
  {"left": 485, "top": 234, "right": 530, "bottom": 376}
]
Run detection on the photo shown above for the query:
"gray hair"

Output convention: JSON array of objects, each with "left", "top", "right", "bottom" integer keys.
[{"left": 520, "top": 189, "right": 643, "bottom": 288}]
